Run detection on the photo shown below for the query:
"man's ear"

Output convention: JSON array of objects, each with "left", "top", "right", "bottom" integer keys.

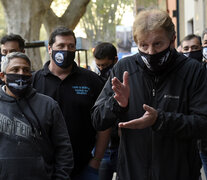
[
  {"left": 170, "top": 35, "right": 176, "bottom": 48},
  {"left": 48, "top": 45, "right": 52, "bottom": 55},
  {"left": 0, "top": 72, "right": 5, "bottom": 82},
  {"left": 114, "top": 56, "right": 118, "bottom": 64}
]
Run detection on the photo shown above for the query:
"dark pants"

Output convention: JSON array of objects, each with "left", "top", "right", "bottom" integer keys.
[{"left": 99, "top": 149, "right": 118, "bottom": 180}]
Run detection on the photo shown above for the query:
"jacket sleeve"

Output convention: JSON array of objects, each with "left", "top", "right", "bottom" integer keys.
[
  {"left": 51, "top": 102, "right": 74, "bottom": 180},
  {"left": 91, "top": 71, "right": 128, "bottom": 131},
  {"left": 152, "top": 66, "right": 207, "bottom": 139}
]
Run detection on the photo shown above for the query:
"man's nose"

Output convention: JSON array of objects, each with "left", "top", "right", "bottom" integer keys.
[
  {"left": 18, "top": 69, "right": 24, "bottom": 74},
  {"left": 148, "top": 46, "right": 156, "bottom": 55}
]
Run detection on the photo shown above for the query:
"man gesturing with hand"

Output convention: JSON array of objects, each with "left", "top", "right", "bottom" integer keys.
[{"left": 91, "top": 9, "right": 207, "bottom": 180}]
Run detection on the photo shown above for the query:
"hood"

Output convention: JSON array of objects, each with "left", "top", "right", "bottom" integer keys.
[{"left": 0, "top": 86, "right": 37, "bottom": 103}]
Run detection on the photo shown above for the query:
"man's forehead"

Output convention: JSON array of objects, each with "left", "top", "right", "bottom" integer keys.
[
  {"left": 1, "top": 41, "right": 20, "bottom": 49},
  {"left": 203, "top": 34, "right": 207, "bottom": 40},
  {"left": 182, "top": 38, "right": 201, "bottom": 47},
  {"left": 8, "top": 58, "right": 30, "bottom": 66},
  {"left": 55, "top": 35, "right": 75, "bottom": 42}
]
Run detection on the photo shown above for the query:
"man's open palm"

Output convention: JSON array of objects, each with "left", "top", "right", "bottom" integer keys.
[{"left": 112, "top": 71, "right": 129, "bottom": 108}]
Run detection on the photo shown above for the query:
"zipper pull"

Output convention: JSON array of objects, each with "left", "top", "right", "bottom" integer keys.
[{"left": 152, "top": 89, "right": 155, "bottom": 96}]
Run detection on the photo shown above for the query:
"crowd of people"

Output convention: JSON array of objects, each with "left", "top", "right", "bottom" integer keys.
[{"left": 0, "top": 8, "right": 207, "bottom": 180}]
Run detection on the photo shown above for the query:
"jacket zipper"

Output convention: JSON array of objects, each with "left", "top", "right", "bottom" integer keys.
[{"left": 149, "top": 76, "right": 158, "bottom": 180}]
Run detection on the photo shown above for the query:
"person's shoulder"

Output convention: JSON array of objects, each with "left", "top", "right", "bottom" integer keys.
[
  {"left": 183, "top": 56, "right": 203, "bottom": 70},
  {"left": 32, "top": 69, "right": 44, "bottom": 77},
  {"left": 113, "top": 53, "right": 139, "bottom": 74},
  {"left": 119, "top": 53, "right": 138, "bottom": 63},
  {"left": 76, "top": 66, "right": 102, "bottom": 78},
  {"left": 32, "top": 61, "right": 49, "bottom": 78},
  {"left": 34, "top": 92, "right": 58, "bottom": 106},
  {"left": 75, "top": 67, "right": 104, "bottom": 86}
]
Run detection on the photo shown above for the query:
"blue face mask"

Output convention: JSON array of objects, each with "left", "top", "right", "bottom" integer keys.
[
  {"left": 52, "top": 50, "right": 75, "bottom": 68},
  {"left": 183, "top": 49, "right": 203, "bottom": 62}
]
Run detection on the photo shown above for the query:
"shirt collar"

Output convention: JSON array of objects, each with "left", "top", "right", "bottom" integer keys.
[{"left": 43, "top": 60, "right": 79, "bottom": 76}]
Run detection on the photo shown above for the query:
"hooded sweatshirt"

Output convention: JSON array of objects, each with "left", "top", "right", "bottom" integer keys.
[{"left": 0, "top": 86, "right": 73, "bottom": 180}]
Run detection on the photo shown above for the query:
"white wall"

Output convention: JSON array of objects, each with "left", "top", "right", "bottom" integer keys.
[
  {"left": 184, "top": 0, "right": 205, "bottom": 36},
  {"left": 194, "top": 0, "right": 205, "bottom": 36},
  {"left": 184, "top": 0, "right": 194, "bottom": 35}
]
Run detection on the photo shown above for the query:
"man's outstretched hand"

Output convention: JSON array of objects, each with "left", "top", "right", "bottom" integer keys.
[{"left": 119, "top": 104, "right": 158, "bottom": 129}]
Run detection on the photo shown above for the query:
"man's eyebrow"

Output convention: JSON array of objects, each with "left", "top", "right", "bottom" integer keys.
[{"left": 191, "top": 45, "right": 199, "bottom": 48}]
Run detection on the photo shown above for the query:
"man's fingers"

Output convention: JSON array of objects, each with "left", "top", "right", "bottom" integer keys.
[
  {"left": 119, "top": 120, "right": 137, "bottom": 129},
  {"left": 123, "top": 71, "right": 129, "bottom": 86},
  {"left": 119, "top": 118, "right": 143, "bottom": 129},
  {"left": 112, "top": 77, "right": 121, "bottom": 86},
  {"left": 143, "top": 104, "right": 155, "bottom": 113}
]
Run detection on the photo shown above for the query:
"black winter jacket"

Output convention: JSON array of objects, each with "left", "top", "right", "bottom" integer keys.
[
  {"left": 0, "top": 87, "right": 73, "bottom": 180},
  {"left": 91, "top": 49, "right": 207, "bottom": 180}
]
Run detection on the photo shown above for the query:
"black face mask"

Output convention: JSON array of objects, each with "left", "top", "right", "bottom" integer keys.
[
  {"left": 5, "top": 74, "right": 32, "bottom": 98},
  {"left": 203, "top": 47, "right": 207, "bottom": 60},
  {"left": 52, "top": 50, "right": 75, "bottom": 69},
  {"left": 97, "top": 64, "right": 114, "bottom": 81},
  {"left": 139, "top": 46, "right": 171, "bottom": 72},
  {"left": 183, "top": 49, "right": 203, "bottom": 62}
]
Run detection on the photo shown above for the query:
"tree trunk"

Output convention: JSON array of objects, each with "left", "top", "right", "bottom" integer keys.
[
  {"left": 0, "top": 0, "right": 90, "bottom": 70},
  {"left": 43, "top": 0, "right": 90, "bottom": 35},
  {"left": 1, "top": 0, "right": 48, "bottom": 70}
]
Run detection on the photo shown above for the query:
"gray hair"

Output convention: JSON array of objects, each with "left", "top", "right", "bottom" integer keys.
[
  {"left": 202, "top": 28, "right": 207, "bottom": 39},
  {"left": 133, "top": 8, "right": 175, "bottom": 44},
  {"left": 1, "top": 52, "right": 31, "bottom": 73}
]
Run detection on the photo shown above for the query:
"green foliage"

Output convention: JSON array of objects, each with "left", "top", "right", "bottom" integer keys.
[
  {"left": 0, "top": 1, "right": 7, "bottom": 37},
  {"left": 81, "top": 0, "right": 133, "bottom": 45},
  {"left": 140, "top": 0, "right": 158, "bottom": 7}
]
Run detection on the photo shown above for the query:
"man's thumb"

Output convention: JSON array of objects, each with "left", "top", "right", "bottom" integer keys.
[{"left": 143, "top": 104, "right": 153, "bottom": 113}]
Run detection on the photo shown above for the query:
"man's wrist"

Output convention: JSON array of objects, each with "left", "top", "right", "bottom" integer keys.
[{"left": 92, "top": 156, "right": 102, "bottom": 162}]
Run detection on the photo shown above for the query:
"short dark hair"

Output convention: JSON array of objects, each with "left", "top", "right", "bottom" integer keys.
[
  {"left": 181, "top": 34, "right": 202, "bottom": 47},
  {"left": 49, "top": 26, "right": 76, "bottom": 46},
  {"left": 93, "top": 42, "right": 117, "bottom": 61},
  {"left": 0, "top": 34, "right": 25, "bottom": 51}
]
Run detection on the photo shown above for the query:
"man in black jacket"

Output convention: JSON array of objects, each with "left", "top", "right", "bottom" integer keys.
[
  {"left": 0, "top": 52, "right": 73, "bottom": 179},
  {"left": 91, "top": 9, "right": 207, "bottom": 180}
]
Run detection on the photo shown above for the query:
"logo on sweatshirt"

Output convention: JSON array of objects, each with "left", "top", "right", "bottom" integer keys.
[{"left": 0, "top": 113, "right": 32, "bottom": 138}]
